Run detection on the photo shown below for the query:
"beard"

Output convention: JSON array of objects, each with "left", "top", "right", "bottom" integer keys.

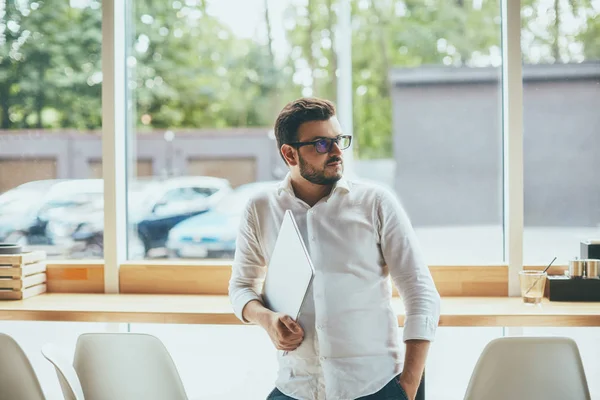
[{"left": 299, "top": 154, "right": 343, "bottom": 185}]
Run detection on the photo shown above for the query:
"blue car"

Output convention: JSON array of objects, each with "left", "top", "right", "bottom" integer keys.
[{"left": 166, "top": 181, "right": 278, "bottom": 259}]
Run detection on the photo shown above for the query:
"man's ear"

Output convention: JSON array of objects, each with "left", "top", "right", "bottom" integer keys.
[{"left": 281, "top": 144, "right": 298, "bottom": 166}]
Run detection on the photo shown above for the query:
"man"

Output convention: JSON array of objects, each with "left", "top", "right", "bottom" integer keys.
[{"left": 229, "top": 98, "right": 440, "bottom": 400}]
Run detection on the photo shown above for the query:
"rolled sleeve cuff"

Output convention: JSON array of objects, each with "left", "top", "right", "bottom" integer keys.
[
  {"left": 402, "top": 314, "right": 438, "bottom": 342},
  {"left": 232, "top": 288, "right": 263, "bottom": 323}
]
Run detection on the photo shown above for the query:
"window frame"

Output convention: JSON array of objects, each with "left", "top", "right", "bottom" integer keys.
[{"left": 102, "top": 0, "right": 128, "bottom": 293}]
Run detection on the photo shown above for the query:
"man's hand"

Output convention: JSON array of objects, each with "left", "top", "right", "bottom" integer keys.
[
  {"left": 398, "top": 375, "right": 418, "bottom": 400},
  {"left": 264, "top": 313, "right": 304, "bottom": 351},
  {"left": 242, "top": 300, "right": 304, "bottom": 351}
]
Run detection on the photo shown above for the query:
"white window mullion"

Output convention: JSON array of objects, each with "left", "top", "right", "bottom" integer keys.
[
  {"left": 502, "top": 0, "right": 524, "bottom": 296},
  {"left": 335, "top": 0, "right": 354, "bottom": 175},
  {"left": 101, "top": 0, "right": 127, "bottom": 293}
]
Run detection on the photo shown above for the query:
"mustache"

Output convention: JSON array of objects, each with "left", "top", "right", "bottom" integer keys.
[{"left": 326, "top": 157, "right": 342, "bottom": 164}]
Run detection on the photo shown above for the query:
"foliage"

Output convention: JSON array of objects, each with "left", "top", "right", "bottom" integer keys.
[{"left": 0, "top": 0, "right": 598, "bottom": 158}]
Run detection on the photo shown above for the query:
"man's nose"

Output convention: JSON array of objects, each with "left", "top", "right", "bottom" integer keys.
[{"left": 329, "top": 141, "right": 343, "bottom": 156}]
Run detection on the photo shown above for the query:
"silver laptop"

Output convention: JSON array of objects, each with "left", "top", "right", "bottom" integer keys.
[{"left": 262, "top": 210, "right": 315, "bottom": 321}]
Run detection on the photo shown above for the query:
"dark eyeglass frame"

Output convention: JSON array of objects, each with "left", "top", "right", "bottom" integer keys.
[{"left": 288, "top": 135, "right": 352, "bottom": 154}]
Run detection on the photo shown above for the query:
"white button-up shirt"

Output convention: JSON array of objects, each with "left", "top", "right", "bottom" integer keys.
[{"left": 229, "top": 174, "right": 440, "bottom": 400}]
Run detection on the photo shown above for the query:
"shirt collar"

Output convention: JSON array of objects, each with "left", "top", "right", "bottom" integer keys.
[
  {"left": 277, "top": 173, "right": 294, "bottom": 196},
  {"left": 277, "top": 172, "right": 350, "bottom": 196}
]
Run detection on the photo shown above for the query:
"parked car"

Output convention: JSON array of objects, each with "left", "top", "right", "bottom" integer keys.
[
  {"left": 0, "top": 179, "right": 102, "bottom": 253},
  {"left": 166, "top": 181, "right": 278, "bottom": 259},
  {"left": 64, "top": 176, "right": 233, "bottom": 258},
  {"left": 0, "top": 179, "right": 65, "bottom": 243},
  {"left": 49, "top": 200, "right": 146, "bottom": 259}
]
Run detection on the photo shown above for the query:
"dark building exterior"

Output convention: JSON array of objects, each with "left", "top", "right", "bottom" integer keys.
[
  {"left": 390, "top": 62, "right": 600, "bottom": 227},
  {"left": 0, "top": 129, "right": 281, "bottom": 193}
]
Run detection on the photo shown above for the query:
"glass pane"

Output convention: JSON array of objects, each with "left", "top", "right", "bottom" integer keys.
[
  {"left": 355, "top": 1, "right": 503, "bottom": 264},
  {"left": 521, "top": 0, "right": 600, "bottom": 264},
  {"left": 126, "top": 0, "right": 301, "bottom": 260},
  {"left": 0, "top": 1, "right": 103, "bottom": 260}
]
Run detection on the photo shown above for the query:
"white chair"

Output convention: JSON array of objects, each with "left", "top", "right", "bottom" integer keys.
[
  {"left": 0, "top": 332, "right": 46, "bottom": 400},
  {"left": 464, "top": 336, "right": 591, "bottom": 400},
  {"left": 43, "top": 333, "right": 188, "bottom": 400},
  {"left": 41, "top": 343, "right": 84, "bottom": 400}
]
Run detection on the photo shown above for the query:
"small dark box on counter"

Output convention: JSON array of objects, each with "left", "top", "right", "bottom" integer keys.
[
  {"left": 581, "top": 241, "right": 600, "bottom": 259},
  {"left": 548, "top": 276, "right": 600, "bottom": 302}
]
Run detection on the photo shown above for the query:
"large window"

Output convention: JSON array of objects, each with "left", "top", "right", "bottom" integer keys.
[
  {"left": 521, "top": 0, "right": 600, "bottom": 264},
  {"left": 4, "top": 1, "right": 598, "bottom": 266},
  {"left": 0, "top": 0, "right": 103, "bottom": 259}
]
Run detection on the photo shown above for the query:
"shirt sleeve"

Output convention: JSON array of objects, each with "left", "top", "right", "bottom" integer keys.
[
  {"left": 377, "top": 188, "right": 441, "bottom": 342},
  {"left": 228, "top": 198, "right": 267, "bottom": 323}
]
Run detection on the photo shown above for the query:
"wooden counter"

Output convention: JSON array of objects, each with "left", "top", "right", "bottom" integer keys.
[{"left": 0, "top": 294, "right": 599, "bottom": 327}]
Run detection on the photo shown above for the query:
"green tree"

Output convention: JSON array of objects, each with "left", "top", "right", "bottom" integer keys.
[
  {"left": 283, "top": 0, "right": 598, "bottom": 159},
  {"left": 521, "top": 0, "right": 599, "bottom": 63},
  {"left": 578, "top": 12, "right": 600, "bottom": 59},
  {"left": 282, "top": 0, "right": 502, "bottom": 158},
  {"left": 1, "top": 0, "right": 598, "bottom": 158},
  {"left": 281, "top": 0, "right": 339, "bottom": 101},
  {"left": 0, "top": 0, "right": 101, "bottom": 130},
  {"left": 130, "top": 0, "right": 293, "bottom": 130},
  {"left": 0, "top": 0, "right": 294, "bottom": 131}
]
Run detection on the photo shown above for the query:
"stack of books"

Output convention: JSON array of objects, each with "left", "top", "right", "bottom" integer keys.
[{"left": 0, "top": 251, "right": 47, "bottom": 300}]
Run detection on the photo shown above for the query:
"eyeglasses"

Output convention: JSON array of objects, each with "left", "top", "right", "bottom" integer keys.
[{"left": 289, "top": 135, "right": 352, "bottom": 154}]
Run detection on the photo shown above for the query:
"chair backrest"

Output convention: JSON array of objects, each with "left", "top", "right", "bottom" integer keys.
[
  {"left": 464, "top": 336, "right": 591, "bottom": 400},
  {"left": 73, "top": 333, "right": 188, "bottom": 400},
  {"left": 41, "top": 343, "right": 85, "bottom": 400},
  {"left": 0, "top": 333, "right": 46, "bottom": 400}
]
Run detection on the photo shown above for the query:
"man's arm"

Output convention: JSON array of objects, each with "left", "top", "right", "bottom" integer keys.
[
  {"left": 228, "top": 200, "right": 267, "bottom": 322},
  {"left": 376, "top": 188, "right": 440, "bottom": 399},
  {"left": 228, "top": 200, "right": 304, "bottom": 351},
  {"left": 399, "top": 340, "right": 430, "bottom": 399},
  {"left": 242, "top": 299, "right": 272, "bottom": 326}
]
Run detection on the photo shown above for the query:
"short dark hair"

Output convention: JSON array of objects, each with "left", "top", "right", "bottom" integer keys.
[{"left": 274, "top": 98, "right": 336, "bottom": 163}]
